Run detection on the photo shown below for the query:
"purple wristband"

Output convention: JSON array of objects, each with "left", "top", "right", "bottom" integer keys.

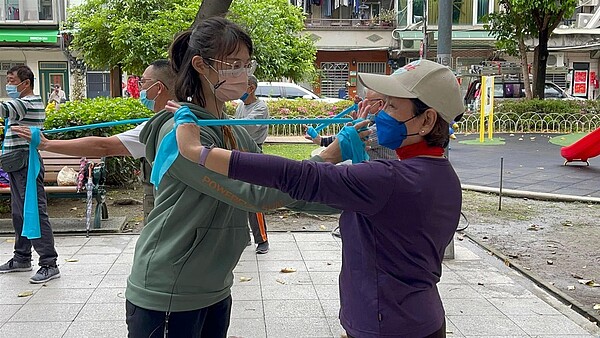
[{"left": 198, "top": 144, "right": 216, "bottom": 167}]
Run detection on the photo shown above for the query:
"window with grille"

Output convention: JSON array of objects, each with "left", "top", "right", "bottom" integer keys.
[
  {"left": 0, "top": 61, "right": 26, "bottom": 97},
  {"left": 86, "top": 72, "right": 111, "bottom": 98},
  {"left": 357, "top": 62, "right": 386, "bottom": 74},
  {"left": 320, "top": 62, "right": 349, "bottom": 98},
  {"left": 546, "top": 73, "right": 567, "bottom": 89}
]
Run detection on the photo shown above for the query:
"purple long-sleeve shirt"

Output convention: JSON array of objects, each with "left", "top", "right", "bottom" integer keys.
[{"left": 229, "top": 152, "right": 462, "bottom": 337}]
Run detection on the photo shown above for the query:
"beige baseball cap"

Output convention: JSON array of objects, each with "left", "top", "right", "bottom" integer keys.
[{"left": 358, "top": 59, "right": 464, "bottom": 123}]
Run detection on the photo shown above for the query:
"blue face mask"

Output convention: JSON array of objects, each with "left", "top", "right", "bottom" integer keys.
[
  {"left": 139, "top": 90, "right": 155, "bottom": 111},
  {"left": 374, "top": 109, "right": 419, "bottom": 150},
  {"left": 5, "top": 81, "right": 23, "bottom": 99},
  {"left": 239, "top": 92, "right": 249, "bottom": 101}
]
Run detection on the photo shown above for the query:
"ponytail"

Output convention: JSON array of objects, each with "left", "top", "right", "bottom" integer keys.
[{"left": 170, "top": 30, "right": 206, "bottom": 107}]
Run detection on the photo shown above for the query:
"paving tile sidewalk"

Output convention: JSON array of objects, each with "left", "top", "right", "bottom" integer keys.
[{"left": 0, "top": 233, "right": 599, "bottom": 338}]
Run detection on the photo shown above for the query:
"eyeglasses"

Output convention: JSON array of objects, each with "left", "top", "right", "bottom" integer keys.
[
  {"left": 206, "top": 58, "right": 258, "bottom": 77},
  {"left": 138, "top": 78, "right": 163, "bottom": 90}
]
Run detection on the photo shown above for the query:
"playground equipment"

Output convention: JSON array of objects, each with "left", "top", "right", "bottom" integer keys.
[{"left": 560, "top": 127, "right": 600, "bottom": 166}]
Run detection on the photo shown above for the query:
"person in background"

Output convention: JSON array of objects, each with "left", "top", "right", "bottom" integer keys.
[
  {"left": 306, "top": 88, "right": 397, "bottom": 160},
  {"left": 48, "top": 84, "right": 66, "bottom": 104},
  {"left": 234, "top": 74, "right": 270, "bottom": 254},
  {"left": 0, "top": 65, "right": 60, "bottom": 284},
  {"left": 12, "top": 59, "right": 176, "bottom": 223},
  {"left": 174, "top": 59, "right": 464, "bottom": 338}
]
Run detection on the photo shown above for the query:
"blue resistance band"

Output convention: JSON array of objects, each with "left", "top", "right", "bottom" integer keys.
[
  {"left": 150, "top": 106, "right": 201, "bottom": 189},
  {"left": 306, "top": 104, "right": 357, "bottom": 138},
  {"left": 22, "top": 127, "right": 42, "bottom": 239},
  {"left": 336, "top": 119, "right": 370, "bottom": 163}
]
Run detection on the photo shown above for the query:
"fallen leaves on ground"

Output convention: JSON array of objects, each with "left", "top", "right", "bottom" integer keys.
[
  {"left": 239, "top": 276, "right": 252, "bottom": 282},
  {"left": 64, "top": 258, "right": 79, "bottom": 262},
  {"left": 280, "top": 267, "right": 296, "bottom": 273},
  {"left": 567, "top": 285, "right": 576, "bottom": 290},
  {"left": 577, "top": 279, "right": 600, "bottom": 287},
  {"left": 275, "top": 278, "right": 286, "bottom": 285},
  {"left": 17, "top": 290, "right": 33, "bottom": 297}
]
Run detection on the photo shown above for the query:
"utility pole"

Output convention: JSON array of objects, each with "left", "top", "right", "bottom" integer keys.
[{"left": 437, "top": 0, "right": 452, "bottom": 67}]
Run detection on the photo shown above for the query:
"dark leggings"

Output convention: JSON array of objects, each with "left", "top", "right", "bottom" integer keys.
[
  {"left": 347, "top": 320, "right": 446, "bottom": 338},
  {"left": 125, "top": 296, "right": 232, "bottom": 338}
]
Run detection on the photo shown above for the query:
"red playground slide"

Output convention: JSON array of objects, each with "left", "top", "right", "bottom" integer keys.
[{"left": 560, "top": 127, "right": 600, "bottom": 166}]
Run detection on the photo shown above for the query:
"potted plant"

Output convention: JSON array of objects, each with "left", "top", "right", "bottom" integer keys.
[{"left": 379, "top": 9, "right": 396, "bottom": 26}]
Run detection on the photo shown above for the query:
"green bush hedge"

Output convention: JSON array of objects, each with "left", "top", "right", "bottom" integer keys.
[
  {"left": 45, "top": 97, "right": 154, "bottom": 186},
  {"left": 226, "top": 99, "right": 355, "bottom": 118}
]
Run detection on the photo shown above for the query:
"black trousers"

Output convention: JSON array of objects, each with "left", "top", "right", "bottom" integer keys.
[
  {"left": 347, "top": 320, "right": 446, "bottom": 338},
  {"left": 126, "top": 296, "right": 232, "bottom": 338},
  {"left": 8, "top": 157, "right": 58, "bottom": 267}
]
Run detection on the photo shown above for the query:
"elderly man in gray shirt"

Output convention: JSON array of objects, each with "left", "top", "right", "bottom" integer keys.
[{"left": 234, "top": 75, "right": 270, "bottom": 253}]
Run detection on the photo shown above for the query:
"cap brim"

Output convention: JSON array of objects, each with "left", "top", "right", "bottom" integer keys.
[{"left": 358, "top": 73, "right": 417, "bottom": 99}]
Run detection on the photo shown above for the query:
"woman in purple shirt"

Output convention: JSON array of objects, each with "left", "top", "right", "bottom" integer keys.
[{"left": 174, "top": 59, "right": 464, "bottom": 338}]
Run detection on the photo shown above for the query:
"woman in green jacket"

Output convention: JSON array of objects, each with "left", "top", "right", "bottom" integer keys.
[{"left": 125, "top": 17, "right": 332, "bottom": 338}]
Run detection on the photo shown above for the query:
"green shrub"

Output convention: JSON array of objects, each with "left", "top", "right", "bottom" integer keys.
[
  {"left": 226, "top": 99, "right": 355, "bottom": 118},
  {"left": 45, "top": 97, "right": 154, "bottom": 186}
]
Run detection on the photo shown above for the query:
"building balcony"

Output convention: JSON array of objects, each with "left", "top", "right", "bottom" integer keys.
[
  {"left": 0, "top": 0, "right": 64, "bottom": 25},
  {"left": 304, "top": 17, "right": 396, "bottom": 30}
]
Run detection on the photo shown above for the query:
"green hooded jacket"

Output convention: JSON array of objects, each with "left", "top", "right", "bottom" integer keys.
[{"left": 126, "top": 103, "right": 335, "bottom": 312}]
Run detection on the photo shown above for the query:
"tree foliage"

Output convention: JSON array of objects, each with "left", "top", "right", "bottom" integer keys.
[
  {"left": 65, "top": 0, "right": 317, "bottom": 82},
  {"left": 483, "top": 0, "right": 576, "bottom": 99}
]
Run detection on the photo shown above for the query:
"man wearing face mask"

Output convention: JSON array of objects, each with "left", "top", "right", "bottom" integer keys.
[
  {"left": 0, "top": 65, "right": 61, "bottom": 283},
  {"left": 305, "top": 88, "right": 397, "bottom": 161},
  {"left": 11, "top": 59, "right": 175, "bottom": 223},
  {"left": 234, "top": 75, "right": 270, "bottom": 254}
]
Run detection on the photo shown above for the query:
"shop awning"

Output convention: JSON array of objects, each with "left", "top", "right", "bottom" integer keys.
[{"left": 0, "top": 29, "right": 59, "bottom": 43}]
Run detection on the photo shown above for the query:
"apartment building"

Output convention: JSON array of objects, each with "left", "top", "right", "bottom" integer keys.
[
  {"left": 0, "top": 0, "right": 70, "bottom": 102},
  {"left": 296, "top": 0, "right": 600, "bottom": 99}
]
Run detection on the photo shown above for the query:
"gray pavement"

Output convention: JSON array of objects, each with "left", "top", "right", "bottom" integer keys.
[
  {"left": 448, "top": 133, "right": 600, "bottom": 199},
  {"left": 0, "top": 233, "right": 599, "bottom": 338}
]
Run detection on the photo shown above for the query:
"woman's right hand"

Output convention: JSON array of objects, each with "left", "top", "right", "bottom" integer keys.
[{"left": 302, "top": 125, "right": 322, "bottom": 146}]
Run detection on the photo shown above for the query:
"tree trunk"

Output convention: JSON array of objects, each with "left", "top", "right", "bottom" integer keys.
[
  {"left": 533, "top": 28, "right": 550, "bottom": 99},
  {"left": 193, "top": 0, "right": 234, "bottom": 27},
  {"left": 518, "top": 38, "right": 532, "bottom": 99},
  {"left": 109, "top": 66, "right": 122, "bottom": 98}
]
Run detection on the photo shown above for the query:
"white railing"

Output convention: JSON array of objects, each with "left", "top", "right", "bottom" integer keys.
[{"left": 457, "top": 112, "right": 600, "bottom": 133}]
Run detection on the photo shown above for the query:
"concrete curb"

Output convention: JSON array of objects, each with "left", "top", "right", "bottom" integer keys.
[
  {"left": 463, "top": 232, "right": 600, "bottom": 328},
  {"left": 462, "top": 184, "right": 600, "bottom": 204}
]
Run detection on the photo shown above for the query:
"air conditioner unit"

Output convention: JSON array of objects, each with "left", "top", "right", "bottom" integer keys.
[
  {"left": 577, "top": 13, "right": 594, "bottom": 28},
  {"left": 547, "top": 53, "right": 565, "bottom": 67},
  {"left": 400, "top": 38, "right": 421, "bottom": 52},
  {"left": 578, "top": 0, "right": 599, "bottom": 7}
]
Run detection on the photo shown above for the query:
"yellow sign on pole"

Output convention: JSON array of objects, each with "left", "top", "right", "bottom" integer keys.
[{"left": 479, "top": 76, "right": 495, "bottom": 142}]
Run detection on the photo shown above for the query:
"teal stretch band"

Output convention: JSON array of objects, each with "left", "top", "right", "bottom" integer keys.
[
  {"left": 42, "top": 118, "right": 150, "bottom": 134},
  {"left": 41, "top": 117, "right": 354, "bottom": 134},
  {"left": 337, "top": 119, "right": 369, "bottom": 164},
  {"left": 150, "top": 106, "right": 200, "bottom": 189},
  {"left": 22, "top": 127, "right": 42, "bottom": 239},
  {"left": 306, "top": 104, "right": 357, "bottom": 138}
]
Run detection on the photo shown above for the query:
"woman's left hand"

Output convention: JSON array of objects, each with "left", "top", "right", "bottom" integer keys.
[
  {"left": 165, "top": 100, "right": 182, "bottom": 113},
  {"left": 318, "top": 119, "right": 371, "bottom": 164}
]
